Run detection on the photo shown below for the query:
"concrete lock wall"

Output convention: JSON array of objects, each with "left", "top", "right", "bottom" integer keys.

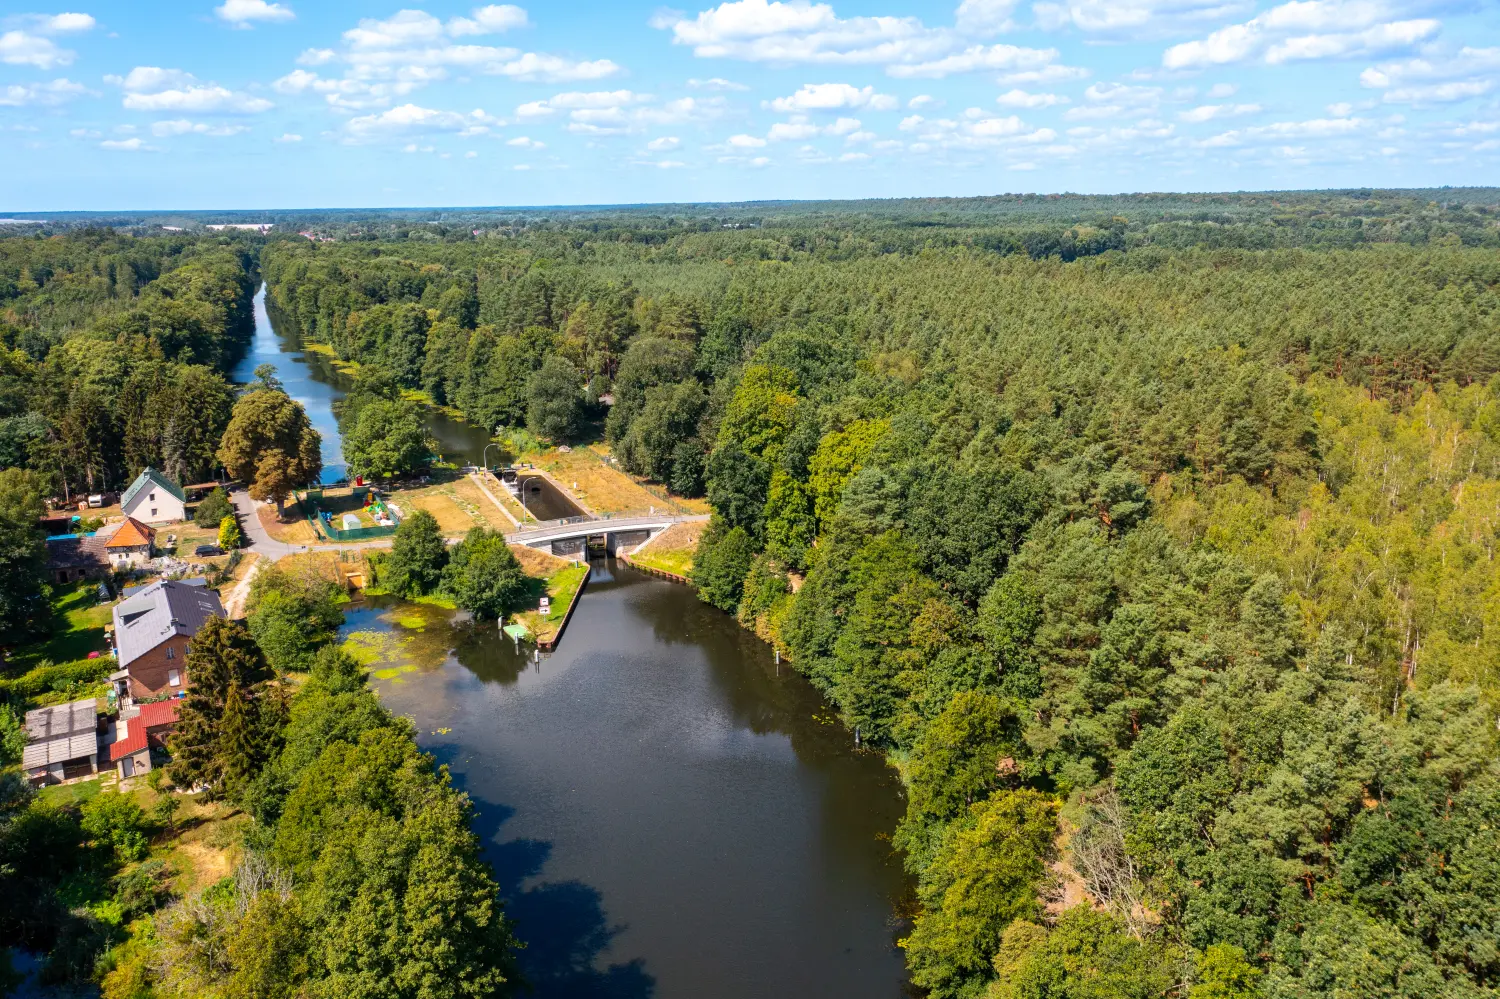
[
  {"left": 550, "top": 537, "right": 587, "bottom": 557},
  {"left": 609, "top": 531, "right": 650, "bottom": 553}
]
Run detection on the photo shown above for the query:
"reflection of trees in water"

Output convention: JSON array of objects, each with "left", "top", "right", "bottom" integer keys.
[
  {"left": 436, "top": 747, "right": 656, "bottom": 999},
  {"left": 451, "top": 615, "right": 534, "bottom": 686}
]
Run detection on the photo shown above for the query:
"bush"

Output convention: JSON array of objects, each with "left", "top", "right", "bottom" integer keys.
[
  {"left": 218, "top": 514, "right": 244, "bottom": 550},
  {"left": 0, "top": 656, "right": 116, "bottom": 699},
  {"left": 194, "top": 488, "right": 233, "bottom": 529},
  {"left": 112, "top": 860, "right": 174, "bottom": 921},
  {"left": 80, "top": 793, "right": 151, "bottom": 862}
]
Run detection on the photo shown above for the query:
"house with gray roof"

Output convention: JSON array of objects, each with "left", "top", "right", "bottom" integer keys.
[
  {"left": 120, "top": 467, "right": 187, "bottom": 524},
  {"left": 111, "top": 579, "right": 225, "bottom": 700},
  {"left": 23, "top": 697, "right": 102, "bottom": 785}
]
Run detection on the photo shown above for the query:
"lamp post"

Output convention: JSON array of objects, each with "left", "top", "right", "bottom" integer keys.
[{"left": 482, "top": 442, "right": 498, "bottom": 473}]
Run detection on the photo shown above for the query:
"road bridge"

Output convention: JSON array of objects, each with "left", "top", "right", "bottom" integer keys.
[{"left": 505, "top": 514, "right": 707, "bottom": 558}]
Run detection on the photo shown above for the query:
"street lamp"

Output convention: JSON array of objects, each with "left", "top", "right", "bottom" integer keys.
[{"left": 482, "top": 442, "right": 499, "bottom": 472}]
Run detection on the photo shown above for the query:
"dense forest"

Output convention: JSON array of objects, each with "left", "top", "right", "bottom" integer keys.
[
  {"left": 5, "top": 189, "right": 1500, "bottom": 997},
  {"left": 254, "top": 189, "right": 1500, "bottom": 999}
]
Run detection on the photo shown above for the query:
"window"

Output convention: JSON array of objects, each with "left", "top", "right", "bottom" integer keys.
[
  {"left": 150, "top": 508, "right": 157, "bottom": 517},
  {"left": 149, "top": 492, "right": 156, "bottom": 501},
  {"left": 168, "top": 668, "right": 180, "bottom": 687},
  {"left": 165, "top": 646, "right": 175, "bottom": 660},
  {"left": 185, "top": 642, "right": 192, "bottom": 654}
]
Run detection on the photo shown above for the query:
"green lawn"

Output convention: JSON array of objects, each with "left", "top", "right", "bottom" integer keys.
[
  {"left": 39, "top": 777, "right": 105, "bottom": 808},
  {"left": 631, "top": 547, "right": 694, "bottom": 578},
  {"left": 9, "top": 583, "right": 113, "bottom": 673}
]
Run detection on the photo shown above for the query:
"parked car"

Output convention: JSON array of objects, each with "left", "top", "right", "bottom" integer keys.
[{"left": 193, "top": 544, "right": 224, "bottom": 557}]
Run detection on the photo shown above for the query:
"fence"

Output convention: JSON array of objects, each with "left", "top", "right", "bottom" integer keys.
[{"left": 299, "top": 490, "right": 401, "bottom": 542}]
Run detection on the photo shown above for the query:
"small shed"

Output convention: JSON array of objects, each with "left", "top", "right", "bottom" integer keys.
[{"left": 23, "top": 698, "right": 101, "bottom": 785}]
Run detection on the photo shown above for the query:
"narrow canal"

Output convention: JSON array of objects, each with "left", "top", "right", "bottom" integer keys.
[{"left": 239, "top": 281, "right": 914, "bottom": 996}]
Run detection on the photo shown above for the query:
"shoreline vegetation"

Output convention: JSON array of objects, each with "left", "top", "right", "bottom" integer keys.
[{"left": 5, "top": 190, "right": 1500, "bottom": 997}]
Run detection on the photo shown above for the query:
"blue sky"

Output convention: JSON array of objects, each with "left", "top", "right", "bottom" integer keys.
[{"left": 2, "top": 0, "right": 1498, "bottom": 210}]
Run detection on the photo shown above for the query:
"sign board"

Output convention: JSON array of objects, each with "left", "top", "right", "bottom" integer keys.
[{"left": 539, "top": 596, "right": 551, "bottom": 613}]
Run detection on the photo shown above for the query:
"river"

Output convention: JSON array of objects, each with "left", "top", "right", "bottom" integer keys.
[
  {"left": 347, "top": 567, "right": 912, "bottom": 998},
  {"left": 239, "top": 281, "right": 914, "bottom": 996}
]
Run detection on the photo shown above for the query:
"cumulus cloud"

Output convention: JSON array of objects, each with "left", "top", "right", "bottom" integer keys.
[
  {"left": 888, "top": 43, "right": 1077, "bottom": 79},
  {"left": 1033, "top": 0, "right": 1252, "bottom": 36},
  {"left": 506, "top": 134, "right": 545, "bottom": 147},
  {"left": 1, "top": 12, "right": 96, "bottom": 69},
  {"left": 514, "top": 90, "right": 721, "bottom": 135},
  {"left": 150, "top": 118, "right": 250, "bottom": 136},
  {"left": 274, "top": 6, "right": 618, "bottom": 110},
  {"left": 343, "top": 103, "right": 504, "bottom": 140},
  {"left": 647, "top": 135, "right": 681, "bottom": 150},
  {"left": 274, "top": 132, "right": 302, "bottom": 141},
  {"left": 1200, "top": 115, "right": 1368, "bottom": 147},
  {"left": 215, "top": 0, "right": 295, "bottom": 27},
  {"left": 1360, "top": 47, "right": 1500, "bottom": 105},
  {"left": 766, "top": 82, "right": 897, "bottom": 111},
  {"left": 1178, "top": 102, "right": 1262, "bottom": 122},
  {"left": 1163, "top": 0, "right": 1439, "bottom": 70},
  {"left": 687, "top": 76, "right": 749, "bottom": 90},
  {"left": 0, "top": 77, "right": 87, "bottom": 106},
  {"left": 729, "top": 132, "right": 768, "bottom": 146},
  {"left": 954, "top": 0, "right": 1022, "bottom": 34},
  {"left": 100, "top": 137, "right": 154, "bottom": 151},
  {"left": 660, "top": 0, "right": 951, "bottom": 65},
  {"left": 996, "top": 89, "right": 1068, "bottom": 108}
]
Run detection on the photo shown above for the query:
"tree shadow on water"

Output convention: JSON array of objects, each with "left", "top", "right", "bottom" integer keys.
[{"left": 446, "top": 764, "right": 653, "bottom": 999}]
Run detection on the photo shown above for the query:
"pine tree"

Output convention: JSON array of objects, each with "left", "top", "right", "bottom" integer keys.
[
  {"left": 219, "top": 681, "right": 259, "bottom": 798},
  {"left": 166, "top": 616, "right": 271, "bottom": 794}
]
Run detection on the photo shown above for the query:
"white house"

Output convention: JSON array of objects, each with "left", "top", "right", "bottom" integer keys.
[{"left": 120, "top": 468, "right": 187, "bottom": 524}]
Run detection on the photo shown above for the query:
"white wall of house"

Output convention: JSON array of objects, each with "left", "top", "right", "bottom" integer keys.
[{"left": 122, "top": 488, "right": 186, "bottom": 524}]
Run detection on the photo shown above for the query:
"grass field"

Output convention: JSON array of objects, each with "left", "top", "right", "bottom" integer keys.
[
  {"left": 9, "top": 583, "right": 114, "bottom": 671},
  {"left": 628, "top": 520, "right": 705, "bottom": 578}
]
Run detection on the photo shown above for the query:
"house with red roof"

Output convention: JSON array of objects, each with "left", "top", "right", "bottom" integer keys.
[
  {"left": 105, "top": 516, "right": 156, "bottom": 569},
  {"left": 109, "top": 698, "right": 180, "bottom": 779}
]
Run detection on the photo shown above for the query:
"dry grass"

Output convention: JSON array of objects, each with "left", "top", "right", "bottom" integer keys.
[
  {"left": 533, "top": 447, "right": 667, "bottom": 517},
  {"left": 629, "top": 520, "right": 704, "bottom": 578},
  {"left": 472, "top": 470, "right": 533, "bottom": 525},
  {"left": 453, "top": 475, "right": 522, "bottom": 529},
  {"left": 258, "top": 504, "right": 320, "bottom": 544},
  {"left": 510, "top": 543, "right": 569, "bottom": 576}
]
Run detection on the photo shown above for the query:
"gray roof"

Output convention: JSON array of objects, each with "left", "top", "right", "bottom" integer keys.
[
  {"left": 121, "top": 577, "right": 207, "bottom": 599},
  {"left": 22, "top": 697, "right": 98, "bottom": 770},
  {"left": 113, "top": 579, "right": 225, "bottom": 670},
  {"left": 121, "top": 468, "right": 186, "bottom": 510},
  {"left": 45, "top": 534, "right": 110, "bottom": 571}
]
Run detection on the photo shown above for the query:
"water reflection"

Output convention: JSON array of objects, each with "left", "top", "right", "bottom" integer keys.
[{"left": 354, "top": 560, "right": 912, "bottom": 999}]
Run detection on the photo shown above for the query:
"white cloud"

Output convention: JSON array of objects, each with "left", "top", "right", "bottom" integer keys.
[
  {"left": 652, "top": 159, "right": 687, "bottom": 167},
  {"left": 1178, "top": 102, "right": 1261, "bottom": 122},
  {"left": 506, "top": 134, "right": 545, "bottom": 147},
  {"left": 343, "top": 103, "right": 503, "bottom": 140},
  {"left": 150, "top": 118, "right": 250, "bottom": 136},
  {"left": 767, "top": 82, "right": 896, "bottom": 111},
  {"left": 729, "top": 132, "right": 768, "bottom": 146},
  {"left": 465, "top": 149, "right": 477, "bottom": 157},
  {"left": 996, "top": 89, "right": 1067, "bottom": 108},
  {"left": 688, "top": 76, "right": 749, "bottom": 90},
  {"left": 512, "top": 163, "right": 530, "bottom": 170},
  {"left": 274, "top": 132, "right": 301, "bottom": 141},
  {"left": 907, "top": 94, "right": 938, "bottom": 108},
  {"left": 1033, "top": 0, "right": 1253, "bottom": 36},
  {"left": 513, "top": 90, "right": 715, "bottom": 135},
  {"left": 124, "top": 85, "right": 273, "bottom": 113},
  {"left": 764, "top": 113, "right": 861, "bottom": 140},
  {"left": 0, "top": 12, "right": 94, "bottom": 69},
  {"left": 838, "top": 150, "right": 869, "bottom": 161},
  {"left": 111, "top": 66, "right": 274, "bottom": 113},
  {"left": 887, "top": 43, "right": 1076, "bottom": 80},
  {"left": 1084, "top": 82, "right": 1161, "bottom": 105},
  {"left": 954, "top": 0, "right": 1021, "bottom": 34},
  {"left": 1200, "top": 115, "right": 1368, "bottom": 146},
  {"left": 661, "top": 0, "right": 952, "bottom": 65},
  {"left": 1163, "top": 0, "right": 1440, "bottom": 70},
  {"left": 0, "top": 77, "right": 87, "bottom": 106},
  {"left": 647, "top": 135, "right": 681, "bottom": 149},
  {"left": 1207, "top": 82, "right": 1238, "bottom": 98},
  {"left": 100, "top": 137, "right": 153, "bottom": 151},
  {"left": 215, "top": 0, "right": 295, "bottom": 27},
  {"left": 0, "top": 30, "right": 70, "bottom": 68},
  {"left": 1360, "top": 47, "right": 1500, "bottom": 105},
  {"left": 447, "top": 5, "right": 529, "bottom": 36},
  {"left": 297, "top": 47, "right": 336, "bottom": 65}
]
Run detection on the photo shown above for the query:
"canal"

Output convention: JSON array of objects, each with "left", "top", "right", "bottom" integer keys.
[
  {"left": 238, "top": 281, "right": 914, "bottom": 996},
  {"left": 230, "top": 283, "right": 497, "bottom": 482},
  {"left": 346, "top": 566, "right": 913, "bottom": 998}
]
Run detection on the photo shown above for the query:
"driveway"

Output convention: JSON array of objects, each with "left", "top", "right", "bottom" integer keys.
[{"left": 230, "top": 489, "right": 304, "bottom": 561}]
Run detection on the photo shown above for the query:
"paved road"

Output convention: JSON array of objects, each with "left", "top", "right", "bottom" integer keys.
[{"left": 230, "top": 489, "right": 406, "bottom": 562}]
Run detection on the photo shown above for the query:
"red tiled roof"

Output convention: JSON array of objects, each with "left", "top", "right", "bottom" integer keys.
[
  {"left": 107, "top": 517, "right": 156, "bottom": 549},
  {"left": 109, "top": 699, "right": 181, "bottom": 761}
]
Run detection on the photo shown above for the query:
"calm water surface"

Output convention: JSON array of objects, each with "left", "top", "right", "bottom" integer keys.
[
  {"left": 348, "top": 561, "right": 913, "bottom": 999},
  {"left": 231, "top": 283, "right": 496, "bottom": 482}
]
